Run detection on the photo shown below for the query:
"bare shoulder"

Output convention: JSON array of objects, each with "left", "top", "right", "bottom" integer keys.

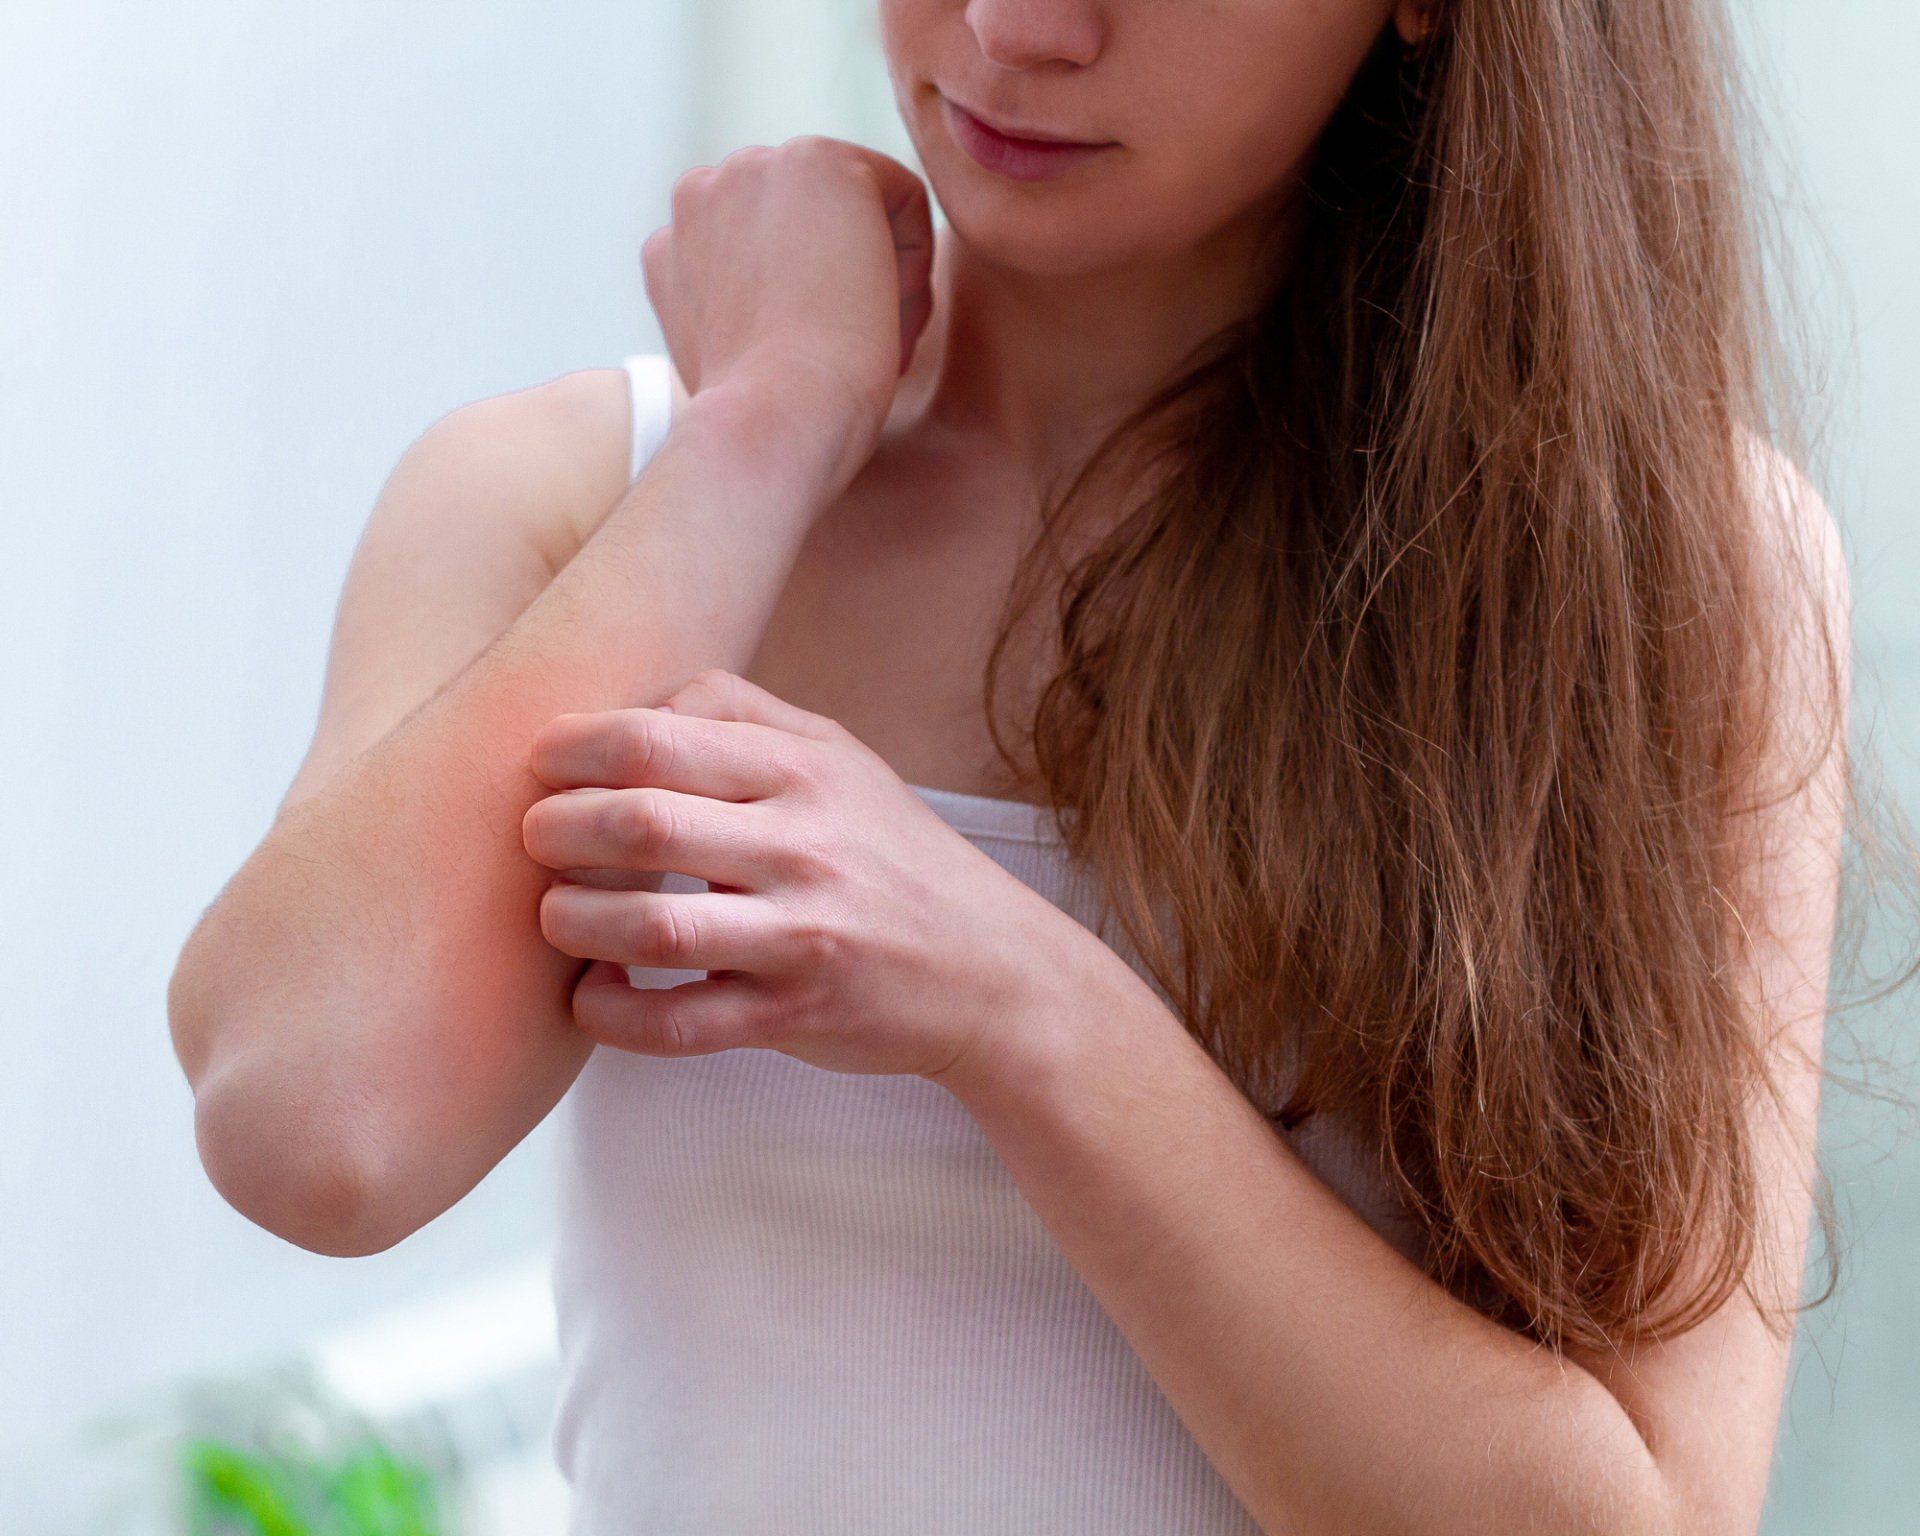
[
  {"left": 1738, "top": 427, "right": 1850, "bottom": 643},
  {"left": 1730, "top": 424, "right": 1851, "bottom": 906},
  {"left": 274, "top": 364, "right": 637, "bottom": 816},
  {"left": 425, "top": 364, "right": 639, "bottom": 566}
]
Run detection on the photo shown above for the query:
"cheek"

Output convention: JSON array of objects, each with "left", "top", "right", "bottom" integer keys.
[
  {"left": 876, "top": 0, "right": 936, "bottom": 77},
  {"left": 1100, "top": 109, "right": 1311, "bottom": 259},
  {"left": 896, "top": 0, "right": 1392, "bottom": 270},
  {"left": 1126, "top": 9, "right": 1394, "bottom": 217}
]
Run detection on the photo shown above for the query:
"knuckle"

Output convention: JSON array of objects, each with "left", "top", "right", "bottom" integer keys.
[
  {"left": 781, "top": 745, "right": 832, "bottom": 795},
  {"left": 673, "top": 667, "right": 737, "bottom": 715},
  {"left": 776, "top": 828, "right": 832, "bottom": 884},
  {"left": 639, "top": 900, "right": 697, "bottom": 967},
  {"left": 788, "top": 914, "right": 844, "bottom": 971},
  {"left": 646, "top": 1004, "right": 693, "bottom": 1057},
  {"left": 610, "top": 710, "right": 673, "bottom": 785},
  {"left": 618, "top": 789, "right": 677, "bottom": 858},
  {"left": 667, "top": 166, "right": 710, "bottom": 211},
  {"left": 782, "top": 133, "right": 838, "bottom": 161}
]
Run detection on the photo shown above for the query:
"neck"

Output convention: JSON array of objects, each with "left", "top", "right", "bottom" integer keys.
[{"left": 898, "top": 189, "right": 1301, "bottom": 491}]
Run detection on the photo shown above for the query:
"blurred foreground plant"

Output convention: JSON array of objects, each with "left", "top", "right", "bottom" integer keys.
[
  {"left": 181, "top": 1430, "right": 444, "bottom": 1536},
  {"left": 77, "top": 1363, "right": 463, "bottom": 1536}
]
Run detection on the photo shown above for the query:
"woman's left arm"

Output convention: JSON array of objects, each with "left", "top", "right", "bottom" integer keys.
[
  {"left": 929, "top": 452, "right": 1848, "bottom": 1536},
  {"left": 930, "top": 910, "right": 1802, "bottom": 1536}
]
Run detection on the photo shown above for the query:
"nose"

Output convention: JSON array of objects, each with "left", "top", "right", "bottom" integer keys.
[{"left": 962, "top": 0, "right": 1105, "bottom": 70}]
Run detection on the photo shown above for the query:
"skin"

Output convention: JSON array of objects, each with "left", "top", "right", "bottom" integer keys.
[
  {"left": 183, "top": 0, "right": 1839, "bottom": 1528},
  {"left": 874, "top": 0, "right": 1417, "bottom": 488},
  {"left": 529, "top": 4, "right": 1842, "bottom": 1533},
  {"left": 633, "top": 0, "right": 1446, "bottom": 801}
]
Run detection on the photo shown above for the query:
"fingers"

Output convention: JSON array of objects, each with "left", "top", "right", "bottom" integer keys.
[
  {"left": 523, "top": 785, "right": 786, "bottom": 889},
  {"left": 879, "top": 172, "right": 935, "bottom": 376},
  {"left": 572, "top": 961, "right": 773, "bottom": 1058},
  {"left": 529, "top": 670, "right": 853, "bottom": 793},
  {"left": 667, "top": 667, "right": 848, "bottom": 742},
  {"left": 540, "top": 882, "right": 817, "bottom": 975},
  {"left": 852, "top": 146, "right": 934, "bottom": 250},
  {"left": 816, "top": 141, "right": 933, "bottom": 378},
  {"left": 528, "top": 706, "right": 796, "bottom": 796}
]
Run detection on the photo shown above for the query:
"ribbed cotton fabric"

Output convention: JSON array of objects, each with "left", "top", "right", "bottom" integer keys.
[{"left": 545, "top": 355, "right": 1426, "bottom": 1533}]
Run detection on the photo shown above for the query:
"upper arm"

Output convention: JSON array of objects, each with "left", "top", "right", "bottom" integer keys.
[
  {"left": 277, "top": 365, "right": 635, "bottom": 817},
  {"left": 1559, "top": 436, "right": 1851, "bottom": 1535}
]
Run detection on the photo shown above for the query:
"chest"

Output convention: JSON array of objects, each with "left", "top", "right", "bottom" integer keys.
[{"left": 739, "top": 443, "right": 1060, "bottom": 799}]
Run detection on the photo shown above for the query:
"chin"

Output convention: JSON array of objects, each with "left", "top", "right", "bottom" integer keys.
[
  {"left": 931, "top": 173, "right": 1167, "bottom": 279},
  {"left": 902, "top": 95, "right": 1155, "bottom": 277}
]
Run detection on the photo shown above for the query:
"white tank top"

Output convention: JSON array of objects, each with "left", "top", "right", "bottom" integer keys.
[{"left": 547, "top": 353, "right": 1426, "bottom": 1533}]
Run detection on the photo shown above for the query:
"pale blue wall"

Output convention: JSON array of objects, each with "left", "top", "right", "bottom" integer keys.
[
  {"left": 0, "top": 2, "right": 691, "bottom": 1527},
  {"left": 1743, "top": 4, "right": 1920, "bottom": 1529},
  {"left": 1, "top": 1, "right": 1914, "bottom": 1532}
]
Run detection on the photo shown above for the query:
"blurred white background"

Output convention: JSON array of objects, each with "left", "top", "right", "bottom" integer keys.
[{"left": 1, "top": 2, "right": 1914, "bottom": 1531}]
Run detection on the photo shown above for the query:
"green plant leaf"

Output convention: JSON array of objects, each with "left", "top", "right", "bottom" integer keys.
[
  {"left": 180, "top": 1439, "right": 313, "bottom": 1536},
  {"left": 328, "top": 1443, "right": 443, "bottom": 1536}
]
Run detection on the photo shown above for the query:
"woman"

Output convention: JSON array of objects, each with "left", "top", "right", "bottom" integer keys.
[{"left": 170, "top": 0, "right": 1884, "bottom": 1531}]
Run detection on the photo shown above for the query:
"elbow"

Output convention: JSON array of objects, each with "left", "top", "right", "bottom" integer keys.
[
  {"left": 172, "top": 922, "right": 418, "bottom": 1258},
  {"left": 1568, "top": 1459, "right": 1687, "bottom": 1536},
  {"left": 191, "top": 1054, "right": 406, "bottom": 1259},
  {"left": 167, "top": 909, "right": 232, "bottom": 1090}
]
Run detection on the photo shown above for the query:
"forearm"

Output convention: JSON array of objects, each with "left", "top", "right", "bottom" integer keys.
[
  {"left": 172, "top": 382, "right": 844, "bottom": 1244},
  {"left": 938, "top": 940, "right": 1675, "bottom": 1536},
  {"left": 510, "top": 376, "right": 849, "bottom": 694}
]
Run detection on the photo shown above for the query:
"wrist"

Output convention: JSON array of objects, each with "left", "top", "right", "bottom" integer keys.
[
  {"left": 685, "top": 363, "right": 881, "bottom": 511},
  {"left": 933, "top": 917, "right": 1163, "bottom": 1116}
]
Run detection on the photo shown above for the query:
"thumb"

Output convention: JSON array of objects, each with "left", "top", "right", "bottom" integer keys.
[
  {"left": 841, "top": 145, "right": 936, "bottom": 376},
  {"left": 662, "top": 668, "right": 845, "bottom": 743},
  {"left": 887, "top": 175, "right": 936, "bottom": 376}
]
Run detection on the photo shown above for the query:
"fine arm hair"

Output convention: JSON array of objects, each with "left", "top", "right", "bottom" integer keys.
[{"left": 165, "top": 367, "right": 828, "bottom": 1255}]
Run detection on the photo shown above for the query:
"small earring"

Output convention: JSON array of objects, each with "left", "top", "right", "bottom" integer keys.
[{"left": 1404, "top": 5, "right": 1439, "bottom": 50}]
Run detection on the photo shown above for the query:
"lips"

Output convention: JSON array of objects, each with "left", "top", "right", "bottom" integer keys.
[
  {"left": 942, "top": 95, "right": 1111, "bottom": 149},
  {"left": 939, "top": 94, "right": 1118, "bottom": 181}
]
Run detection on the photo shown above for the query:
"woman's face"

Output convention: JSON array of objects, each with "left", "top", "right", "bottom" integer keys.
[{"left": 881, "top": 0, "right": 1408, "bottom": 278}]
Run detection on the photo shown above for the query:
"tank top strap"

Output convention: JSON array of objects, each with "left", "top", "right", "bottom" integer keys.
[{"left": 622, "top": 351, "right": 674, "bottom": 482}]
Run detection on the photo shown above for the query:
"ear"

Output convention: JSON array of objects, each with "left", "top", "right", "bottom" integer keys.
[
  {"left": 1392, "top": 0, "right": 1440, "bottom": 48},
  {"left": 660, "top": 667, "right": 847, "bottom": 743}
]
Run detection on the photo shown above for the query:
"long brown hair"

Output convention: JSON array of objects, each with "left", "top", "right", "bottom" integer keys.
[{"left": 978, "top": 2, "right": 1920, "bottom": 1354}]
